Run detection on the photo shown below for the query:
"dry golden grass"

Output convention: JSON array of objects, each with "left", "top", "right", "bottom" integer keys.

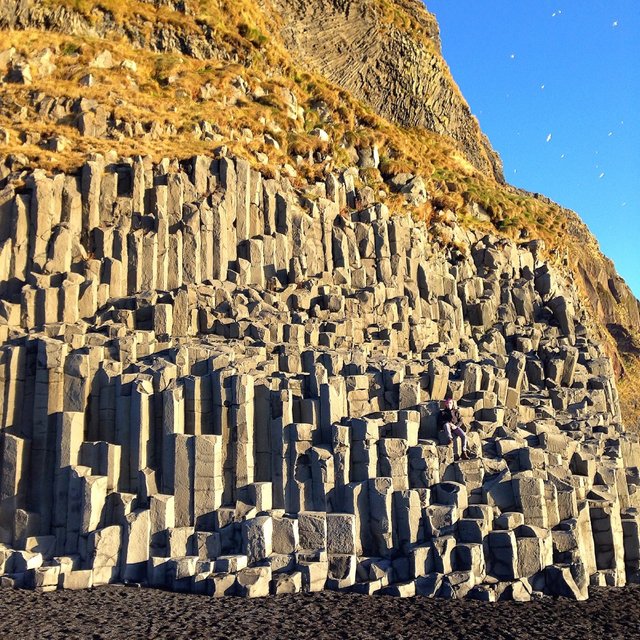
[
  {"left": 0, "top": 24, "right": 585, "bottom": 257},
  {"left": 619, "top": 356, "right": 640, "bottom": 432},
  {"left": 0, "top": 23, "right": 606, "bottom": 262},
  {"left": 0, "top": 23, "right": 475, "bottom": 194}
]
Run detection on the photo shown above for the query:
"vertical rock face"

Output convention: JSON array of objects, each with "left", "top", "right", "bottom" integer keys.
[
  {"left": 0, "top": 152, "right": 639, "bottom": 599},
  {"left": 271, "top": 0, "right": 504, "bottom": 181}
]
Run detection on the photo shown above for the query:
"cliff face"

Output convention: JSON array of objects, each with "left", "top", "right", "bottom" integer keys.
[
  {"left": 268, "top": 0, "right": 640, "bottom": 403},
  {"left": 0, "top": 0, "right": 227, "bottom": 60},
  {"left": 271, "top": 0, "right": 504, "bottom": 181},
  {"left": 0, "top": 152, "right": 635, "bottom": 601},
  {"left": 520, "top": 190, "right": 640, "bottom": 383},
  {"left": 1, "top": 0, "right": 640, "bottom": 600}
]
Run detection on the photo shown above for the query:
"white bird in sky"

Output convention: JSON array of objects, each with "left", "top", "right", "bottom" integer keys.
[
  {"left": 612, "top": 20, "right": 619, "bottom": 27},
  {"left": 546, "top": 133, "right": 552, "bottom": 142}
]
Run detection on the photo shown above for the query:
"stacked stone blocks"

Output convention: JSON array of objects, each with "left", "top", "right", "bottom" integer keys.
[{"left": 0, "top": 153, "right": 637, "bottom": 600}]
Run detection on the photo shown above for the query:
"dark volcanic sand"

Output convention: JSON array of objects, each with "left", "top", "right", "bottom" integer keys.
[{"left": 1, "top": 585, "right": 639, "bottom": 640}]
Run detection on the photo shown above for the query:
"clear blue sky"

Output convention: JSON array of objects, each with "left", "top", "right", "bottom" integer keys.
[{"left": 426, "top": 1, "right": 640, "bottom": 298}]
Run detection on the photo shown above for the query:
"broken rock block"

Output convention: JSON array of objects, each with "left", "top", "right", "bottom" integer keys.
[
  {"left": 380, "top": 580, "right": 416, "bottom": 597},
  {"left": 326, "top": 513, "right": 356, "bottom": 555},
  {"left": 83, "top": 525, "right": 121, "bottom": 586},
  {"left": 298, "top": 511, "right": 327, "bottom": 553},
  {"left": 214, "top": 555, "right": 248, "bottom": 573},
  {"left": 515, "top": 525, "right": 553, "bottom": 578},
  {"left": 25, "top": 564, "right": 60, "bottom": 591},
  {"left": 326, "top": 554, "right": 357, "bottom": 589},
  {"left": 242, "top": 516, "right": 273, "bottom": 564},
  {"left": 210, "top": 572, "right": 237, "bottom": 597},
  {"left": 298, "top": 560, "right": 328, "bottom": 592},
  {"left": 545, "top": 564, "right": 588, "bottom": 600},
  {"left": 454, "top": 543, "right": 486, "bottom": 580},
  {"left": 271, "top": 570, "right": 302, "bottom": 594},
  {"left": 61, "top": 569, "right": 94, "bottom": 591},
  {"left": 236, "top": 566, "right": 272, "bottom": 597},
  {"left": 439, "top": 571, "right": 476, "bottom": 599},
  {"left": 272, "top": 516, "right": 300, "bottom": 554},
  {"left": 487, "top": 530, "right": 518, "bottom": 581},
  {"left": 415, "top": 572, "right": 444, "bottom": 597}
]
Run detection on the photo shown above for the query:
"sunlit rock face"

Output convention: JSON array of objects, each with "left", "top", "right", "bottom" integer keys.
[
  {"left": 272, "top": 0, "right": 504, "bottom": 181},
  {"left": 0, "top": 153, "right": 637, "bottom": 600},
  {"left": 0, "top": 0, "right": 639, "bottom": 601}
]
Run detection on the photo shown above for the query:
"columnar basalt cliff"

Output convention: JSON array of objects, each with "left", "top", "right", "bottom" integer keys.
[
  {"left": 0, "top": 0, "right": 639, "bottom": 601},
  {"left": 0, "top": 154, "right": 638, "bottom": 599}
]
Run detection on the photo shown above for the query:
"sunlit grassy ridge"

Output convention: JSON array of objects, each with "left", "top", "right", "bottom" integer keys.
[{"left": 0, "top": 26, "right": 560, "bottom": 232}]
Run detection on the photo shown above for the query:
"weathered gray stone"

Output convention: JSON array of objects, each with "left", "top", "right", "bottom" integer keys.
[{"left": 0, "top": 150, "right": 632, "bottom": 604}]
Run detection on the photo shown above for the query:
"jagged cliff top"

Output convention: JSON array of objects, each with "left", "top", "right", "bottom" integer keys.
[{"left": 0, "top": 0, "right": 638, "bottom": 427}]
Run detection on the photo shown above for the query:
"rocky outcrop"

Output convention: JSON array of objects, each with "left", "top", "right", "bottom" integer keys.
[
  {"left": 0, "top": 152, "right": 639, "bottom": 599},
  {"left": 514, "top": 189, "right": 640, "bottom": 380},
  {"left": 1, "top": 0, "right": 639, "bottom": 602},
  {"left": 565, "top": 208, "right": 640, "bottom": 366},
  {"left": 268, "top": 0, "right": 640, "bottom": 395},
  {"left": 0, "top": 0, "right": 227, "bottom": 61},
  {"left": 271, "top": 0, "right": 504, "bottom": 181},
  {"left": 3, "top": 0, "right": 636, "bottom": 428}
]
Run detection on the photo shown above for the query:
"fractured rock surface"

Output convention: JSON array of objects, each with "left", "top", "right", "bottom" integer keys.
[
  {"left": 271, "top": 0, "right": 504, "bottom": 180},
  {"left": 0, "top": 153, "right": 638, "bottom": 600}
]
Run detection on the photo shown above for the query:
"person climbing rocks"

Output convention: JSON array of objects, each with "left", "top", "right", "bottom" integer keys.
[{"left": 439, "top": 397, "right": 470, "bottom": 461}]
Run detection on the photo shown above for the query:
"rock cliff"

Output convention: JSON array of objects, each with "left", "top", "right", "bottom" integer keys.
[
  {"left": 0, "top": 0, "right": 639, "bottom": 601},
  {"left": 271, "top": 0, "right": 504, "bottom": 181},
  {"left": 0, "top": 0, "right": 228, "bottom": 61},
  {"left": 0, "top": 154, "right": 638, "bottom": 599}
]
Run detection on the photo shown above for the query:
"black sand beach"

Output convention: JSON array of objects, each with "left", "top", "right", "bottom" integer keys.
[{"left": 1, "top": 585, "right": 639, "bottom": 640}]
